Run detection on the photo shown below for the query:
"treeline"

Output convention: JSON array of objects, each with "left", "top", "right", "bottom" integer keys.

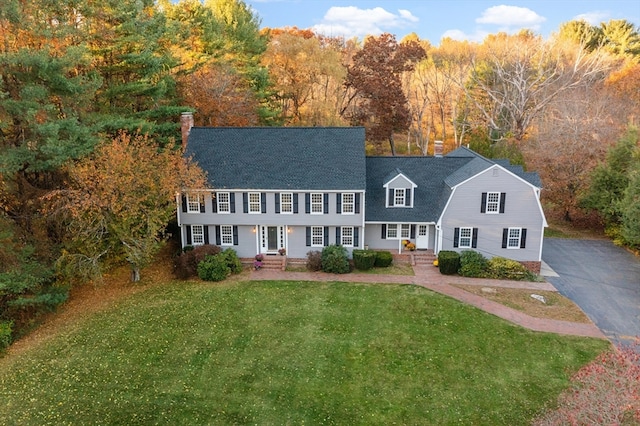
[{"left": 0, "top": 0, "right": 639, "bottom": 345}]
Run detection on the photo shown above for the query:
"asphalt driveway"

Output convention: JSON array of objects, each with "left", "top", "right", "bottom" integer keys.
[{"left": 542, "top": 238, "right": 640, "bottom": 345}]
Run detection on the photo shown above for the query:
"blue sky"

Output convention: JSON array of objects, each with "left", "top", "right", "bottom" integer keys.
[{"left": 245, "top": 0, "right": 640, "bottom": 43}]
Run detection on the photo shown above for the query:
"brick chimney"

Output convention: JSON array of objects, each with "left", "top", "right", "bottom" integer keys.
[
  {"left": 180, "top": 112, "right": 194, "bottom": 151},
  {"left": 434, "top": 140, "right": 443, "bottom": 157}
]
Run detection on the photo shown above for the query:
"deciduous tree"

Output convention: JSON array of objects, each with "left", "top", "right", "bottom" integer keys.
[
  {"left": 344, "top": 33, "right": 425, "bottom": 155},
  {"left": 50, "top": 133, "right": 207, "bottom": 282}
]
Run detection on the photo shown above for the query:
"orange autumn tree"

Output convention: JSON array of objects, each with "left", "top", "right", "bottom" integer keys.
[{"left": 52, "top": 133, "right": 207, "bottom": 282}]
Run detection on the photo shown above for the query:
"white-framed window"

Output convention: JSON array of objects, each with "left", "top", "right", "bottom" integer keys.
[
  {"left": 341, "top": 226, "right": 354, "bottom": 246},
  {"left": 507, "top": 227, "right": 522, "bottom": 249},
  {"left": 249, "top": 192, "right": 261, "bottom": 213},
  {"left": 217, "top": 192, "right": 230, "bottom": 213},
  {"left": 459, "top": 227, "right": 473, "bottom": 248},
  {"left": 220, "top": 225, "right": 233, "bottom": 246},
  {"left": 342, "top": 193, "right": 354, "bottom": 214},
  {"left": 311, "top": 226, "right": 324, "bottom": 246},
  {"left": 311, "top": 193, "right": 323, "bottom": 214},
  {"left": 191, "top": 225, "right": 204, "bottom": 245},
  {"left": 186, "top": 194, "right": 201, "bottom": 213},
  {"left": 486, "top": 192, "right": 500, "bottom": 213},
  {"left": 394, "top": 188, "right": 405, "bottom": 207},
  {"left": 400, "top": 224, "right": 411, "bottom": 239},
  {"left": 387, "top": 224, "right": 398, "bottom": 239},
  {"left": 281, "top": 193, "right": 293, "bottom": 214}
]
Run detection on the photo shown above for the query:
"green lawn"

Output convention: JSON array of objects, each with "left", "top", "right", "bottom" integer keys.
[{"left": 0, "top": 280, "right": 608, "bottom": 425}]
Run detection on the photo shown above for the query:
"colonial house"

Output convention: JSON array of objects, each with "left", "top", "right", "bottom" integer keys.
[{"left": 177, "top": 114, "right": 547, "bottom": 272}]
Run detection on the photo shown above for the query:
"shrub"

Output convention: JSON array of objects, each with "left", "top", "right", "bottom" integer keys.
[
  {"left": 0, "top": 321, "right": 13, "bottom": 353},
  {"left": 174, "top": 245, "right": 222, "bottom": 279},
  {"left": 374, "top": 251, "right": 393, "bottom": 268},
  {"left": 352, "top": 249, "right": 376, "bottom": 270},
  {"left": 487, "top": 257, "right": 535, "bottom": 281},
  {"left": 458, "top": 250, "right": 488, "bottom": 277},
  {"left": 438, "top": 250, "right": 460, "bottom": 275},
  {"left": 306, "top": 250, "right": 322, "bottom": 271},
  {"left": 220, "top": 248, "right": 243, "bottom": 274},
  {"left": 197, "top": 254, "right": 230, "bottom": 281},
  {"left": 321, "top": 245, "right": 350, "bottom": 274}
]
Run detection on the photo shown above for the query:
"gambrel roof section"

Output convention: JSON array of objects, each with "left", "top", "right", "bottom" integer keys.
[{"left": 185, "top": 127, "right": 367, "bottom": 190}]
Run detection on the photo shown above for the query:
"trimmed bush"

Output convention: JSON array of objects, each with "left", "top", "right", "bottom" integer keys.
[
  {"left": 374, "top": 251, "right": 393, "bottom": 268},
  {"left": 174, "top": 245, "right": 222, "bottom": 279},
  {"left": 306, "top": 250, "right": 322, "bottom": 271},
  {"left": 220, "top": 248, "right": 243, "bottom": 274},
  {"left": 197, "top": 255, "right": 231, "bottom": 282},
  {"left": 352, "top": 249, "right": 376, "bottom": 270},
  {"left": 321, "top": 245, "right": 350, "bottom": 274},
  {"left": 487, "top": 257, "right": 535, "bottom": 281},
  {"left": 459, "top": 250, "right": 489, "bottom": 277},
  {"left": 438, "top": 250, "right": 460, "bottom": 275},
  {"left": 0, "top": 321, "right": 12, "bottom": 353}
]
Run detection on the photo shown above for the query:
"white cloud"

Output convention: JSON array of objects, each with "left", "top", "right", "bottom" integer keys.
[
  {"left": 574, "top": 11, "right": 610, "bottom": 25},
  {"left": 312, "top": 6, "right": 419, "bottom": 38},
  {"left": 442, "top": 29, "right": 489, "bottom": 43},
  {"left": 476, "top": 5, "right": 546, "bottom": 30}
]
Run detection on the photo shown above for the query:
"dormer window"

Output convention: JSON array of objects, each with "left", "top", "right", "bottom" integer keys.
[
  {"left": 387, "top": 187, "right": 412, "bottom": 207},
  {"left": 384, "top": 171, "right": 416, "bottom": 208}
]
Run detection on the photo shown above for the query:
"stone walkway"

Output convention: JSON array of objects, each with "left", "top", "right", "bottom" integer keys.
[{"left": 250, "top": 264, "right": 606, "bottom": 339}]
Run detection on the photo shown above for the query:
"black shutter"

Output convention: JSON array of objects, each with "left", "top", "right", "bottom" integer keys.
[
  {"left": 381, "top": 224, "right": 387, "bottom": 239},
  {"left": 336, "top": 227, "right": 341, "bottom": 244},
  {"left": 336, "top": 193, "right": 342, "bottom": 213},
  {"left": 355, "top": 193, "right": 360, "bottom": 213},
  {"left": 181, "top": 195, "right": 187, "bottom": 213},
  {"left": 410, "top": 225, "right": 416, "bottom": 239},
  {"left": 243, "top": 193, "right": 248, "bottom": 213},
  {"left": 502, "top": 228, "right": 508, "bottom": 248},
  {"left": 230, "top": 193, "right": 236, "bottom": 213},
  {"left": 306, "top": 227, "right": 311, "bottom": 246},
  {"left": 293, "top": 193, "right": 299, "bottom": 213},
  {"left": 354, "top": 228, "right": 359, "bottom": 246},
  {"left": 199, "top": 195, "right": 205, "bottom": 213},
  {"left": 520, "top": 228, "right": 527, "bottom": 248},
  {"left": 472, "top": 228, "right": 478, "bottom": 248},
  {"left": 275, "top": 193, "right": 280, "bottom": 214},
  {"left": 233, "top": 226, "right": 239, "bottom": 245},
  {"left": 388, "top": 188, "right": 394, "bottom": 205},
  {"left": 481, "top": 193, "right": 487, "bottom": 213},
  {"left": 323, "top": 194, "right": 329, "bottom": 214},
  {"left": 204, "top": 225, "right": 209, "bottom": 244},
  {"left": 453, "top": 227, "right": 460, "bottom": 248},
  {"left": 261, "top": 193, "right": 266, "bottom": 213},
  {"left": 324, "top": 227, "right": 329, "bottom": 246},
  {"left": 499, "top": 193, "right": 506, "bottom": 213},
  {"left": 215, "top": 226, "right": 221, "bottom": 246},
  {"left": 406, "top": 189, "right": 411, "bottom": 206},
  {"left": 211, "top": 193, "right": 217, "bottom": 213},
  {"left": 305, "top": 193, "right": 310, "bottom": 213},
  {"left": 186, "top": 225, "right": 192, "bottom": 245}
]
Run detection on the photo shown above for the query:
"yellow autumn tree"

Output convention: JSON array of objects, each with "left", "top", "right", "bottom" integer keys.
[{"left": 50, "top": 133, "right": 207, "bottom": 282}]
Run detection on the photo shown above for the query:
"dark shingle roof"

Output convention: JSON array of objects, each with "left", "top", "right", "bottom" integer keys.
[
  {"left": 185, "top": 127, "right": 366, "bottom": 190},
  {"left": 365, "top": 157, "right": 472, "bottom": 222}
]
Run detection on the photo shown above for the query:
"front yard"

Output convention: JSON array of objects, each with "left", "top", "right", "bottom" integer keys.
[{"left": 0, "top": 279, "right": 608, "bottom": 425}]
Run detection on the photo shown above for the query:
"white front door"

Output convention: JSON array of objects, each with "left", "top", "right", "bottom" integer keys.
[
  {"left": 260, "top": 226, "right": 285, "bottom": 253},
  {"left": 416, "top": 224, "right": 429, "bottom": 249}
]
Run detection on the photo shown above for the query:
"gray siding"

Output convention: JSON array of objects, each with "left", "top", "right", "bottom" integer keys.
[{"left": 439, "top": 166, "right": 545, "bottom": 261}]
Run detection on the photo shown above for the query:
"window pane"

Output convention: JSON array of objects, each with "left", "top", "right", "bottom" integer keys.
[
  {"left": 249, "top": 192, "right": 261, "bottom": 213},
  {"left": 187, "top": 194, "right": 200, "bottom": 213},
  {"left": 508, "top": 228, "right": 521, "bottom": 248},
  {"left": 281, "top": 193, "right": 293, "bottom": 213},
  {"left": 217, "top": 192, "right": 230, "bottom": 213},
  {"left": 311, "top": 193, "right": 323, "bottom": 213},
  {"left": 311, "top": 226, "right": 324, "bottom": 246},
  {"left": 221, "top": 225, "right": 233, "bottom": 245},
  {"left": 459, "top": 227, "right": 472, "bottom": 248},
  {"left": 487, "top": 192, "right": 500, "bottom": 213},
  {"left": 394, "top": 189, "right": 405, "bottom": 206},
  {"left": 341, "top": 226, "right": 353, "bottom": 246},
  {"left": 192, "top": 225, "right": 204, "bottom": 245},
  {"left": 387, "top": 224, "right": 398, "bottom": 239},
  {"left": 342, "top": 193, "right": 354, "bottom": 213},
  {"left": 401, "top": 224, "right": 410, "bottom": 238}
]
